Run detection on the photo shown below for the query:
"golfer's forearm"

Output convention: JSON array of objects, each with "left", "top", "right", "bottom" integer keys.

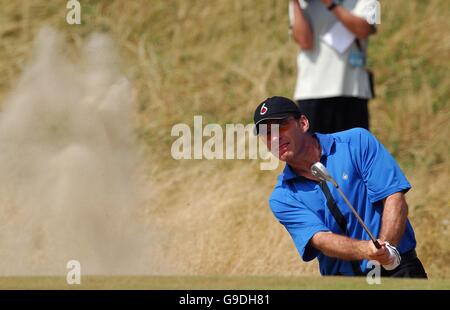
[
  {"left": 310, "top": 232, "right": 367, "bottom": 261},
  {"left": 331, "top": 5, "right": 374, "bottom": 39},
  {"left": 379, "top": 193, "right": 408, "bottom": 246},
  {"left": 291, "top": 1, "right": 313, "bottom": 49}
]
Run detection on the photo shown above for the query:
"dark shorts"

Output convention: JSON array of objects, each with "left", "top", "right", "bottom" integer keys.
[
  {"left": 296, "top": 96, "right": 369, "bottom": 134},
  {"left": 380, "top": 250, "right": 428, "bottom": 279},
  {"left": 335, "top": 249, "right": 428, "bottom": 278}
]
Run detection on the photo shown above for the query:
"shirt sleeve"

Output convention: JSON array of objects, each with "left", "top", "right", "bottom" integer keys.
[
  {"left": 352, "top": 128, "right": 411, "bottom": 203},
  {"left": 270, "top": 194, "right": 329, "bottom": 262}
]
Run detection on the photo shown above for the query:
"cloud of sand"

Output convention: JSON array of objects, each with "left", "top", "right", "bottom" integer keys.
[{"left": 0, "top": 27, "right": 160, "bottom": 275}]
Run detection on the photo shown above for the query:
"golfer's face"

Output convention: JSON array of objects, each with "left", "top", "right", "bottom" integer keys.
[{"left": 261, "top": 117, "right": 298, "bottom": 162}]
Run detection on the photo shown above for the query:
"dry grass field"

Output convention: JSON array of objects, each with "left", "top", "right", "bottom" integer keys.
[{"left": 0, "top": 275, "right": 447, "bottom": 290}]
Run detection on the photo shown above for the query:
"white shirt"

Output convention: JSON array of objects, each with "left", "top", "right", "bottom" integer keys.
[{"left": 289, "top": 0, "right": 375, "bottom": 100}]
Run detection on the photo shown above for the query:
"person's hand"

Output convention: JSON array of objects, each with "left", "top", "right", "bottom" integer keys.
[
  {"left": 382, "top": 242, "right": 401, "bottom": 270},
  {"left": 365, "top": 239, "right": 393, "bottom": 265},
  {"left": 320, "top": 0, "right": 334, "bottom": 7}
]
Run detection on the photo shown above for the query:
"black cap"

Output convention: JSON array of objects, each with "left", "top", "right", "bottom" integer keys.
[{"left": 253, "top": 96, "right": 301, "bottom": 135}]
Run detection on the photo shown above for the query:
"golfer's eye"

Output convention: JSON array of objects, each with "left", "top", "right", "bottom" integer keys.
[
  {"left": 258, "top": 125, "right": 271, "bottom": 136},
  {"left": 280, "top": 118, "right": 293, "bottom": 128},
  {"left": 268, "top": 124, "right": 279, "bottom": 135}
]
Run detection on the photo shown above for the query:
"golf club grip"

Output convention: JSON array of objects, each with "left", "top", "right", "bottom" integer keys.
[{"left": 373, "top": 240, "right": 382, "bottom": 249}]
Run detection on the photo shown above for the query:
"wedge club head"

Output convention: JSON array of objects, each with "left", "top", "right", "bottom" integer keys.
[{"left": 311, "top": 162, "right": 337, "bottom": 187}]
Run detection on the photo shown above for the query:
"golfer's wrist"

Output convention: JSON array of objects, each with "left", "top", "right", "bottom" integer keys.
[{"left": 360, "top": 240, "right": 375, "bottom": 260}]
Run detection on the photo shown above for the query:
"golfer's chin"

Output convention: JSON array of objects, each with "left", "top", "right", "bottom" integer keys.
[{"left": 279, "top": 150, "right": 293, "bottom": 162}]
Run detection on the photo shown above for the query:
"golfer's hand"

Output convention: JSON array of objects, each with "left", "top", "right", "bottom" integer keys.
[
  {"left": 366, "top": 240, "right": 392, "bottom": 265},
  {"left": 382, "top": 242, "right": 402, "bottom": 270}
]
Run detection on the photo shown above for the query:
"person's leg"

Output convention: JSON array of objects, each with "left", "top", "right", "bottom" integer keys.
[
  {"left": 297, "top": 97, "right": 369, "bottom": 133},
  {"left": 297, "top": 98, "right": 336, "bottom": 134},
  {"left": 336, "top": 97, "right": 369, "bottom": 132}
]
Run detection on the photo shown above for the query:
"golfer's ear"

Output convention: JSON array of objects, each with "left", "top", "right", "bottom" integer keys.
[{"left": 299, "top": 115, "right": 309, "bottom": 133}]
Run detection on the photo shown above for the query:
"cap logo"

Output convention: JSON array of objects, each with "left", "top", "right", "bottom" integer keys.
[{"left": 260, "top": 103, "right": 268, "bottom": 115}]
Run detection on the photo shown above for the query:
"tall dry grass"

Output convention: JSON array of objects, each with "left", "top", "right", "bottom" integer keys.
[{"left": 0, "top": 0, "right": 448, "bottom": 277}]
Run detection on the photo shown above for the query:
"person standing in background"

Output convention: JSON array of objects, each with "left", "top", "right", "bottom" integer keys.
[{"left": 289, "top": 0, "right": 377, "bottom": 133}]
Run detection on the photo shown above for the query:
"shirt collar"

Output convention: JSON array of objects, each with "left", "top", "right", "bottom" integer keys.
[
  {"left": 315, "top": 132, "right": 334, "bottom": 157},
  {"left": 281, "top": 133, "right": 335, "bottom": 181}
]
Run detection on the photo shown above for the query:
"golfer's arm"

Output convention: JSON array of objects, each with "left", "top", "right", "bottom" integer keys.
[
  {"left": 378, "top": 192, "right": 408, "bottom": 246},
  {"left": 331, "top": 5, "right": 375, "bottom": 39},
  {"left": 310, "top": 232, "right": 368, "bottom": 261}
]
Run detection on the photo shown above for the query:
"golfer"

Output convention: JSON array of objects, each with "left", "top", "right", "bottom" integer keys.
[{"left": 254, "top": 96, "right": 427, "bottom": 277}]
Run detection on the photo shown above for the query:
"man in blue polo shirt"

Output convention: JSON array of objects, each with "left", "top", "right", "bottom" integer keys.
[{"left": 254, "top": 96, "right": 427, "bottom": 277}]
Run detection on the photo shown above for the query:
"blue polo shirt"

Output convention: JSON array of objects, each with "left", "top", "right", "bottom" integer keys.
[{"left": 269, "top": 128, "right": 416, "bottom": 276}]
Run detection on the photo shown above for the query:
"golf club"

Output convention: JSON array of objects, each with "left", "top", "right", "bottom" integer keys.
[{"left": 311, "top": 162, "right": 381, "bottom": 249}]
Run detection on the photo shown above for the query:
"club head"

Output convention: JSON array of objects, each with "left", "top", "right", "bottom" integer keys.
[
  {"left": 311, "top": 162, "right": 339, "bottom": 187},
  {"left": 311, "top": 162, "right": 332, "bottom": 182}
]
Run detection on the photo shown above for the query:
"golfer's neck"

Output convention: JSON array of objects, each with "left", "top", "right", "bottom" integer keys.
[{"left": 289, "top": 135, "right": 322, "bottom": 180}]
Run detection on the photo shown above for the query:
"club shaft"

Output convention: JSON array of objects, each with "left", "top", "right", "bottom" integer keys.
[{"left": 335, "top": 187, "right": 381, "bottom": 249}]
